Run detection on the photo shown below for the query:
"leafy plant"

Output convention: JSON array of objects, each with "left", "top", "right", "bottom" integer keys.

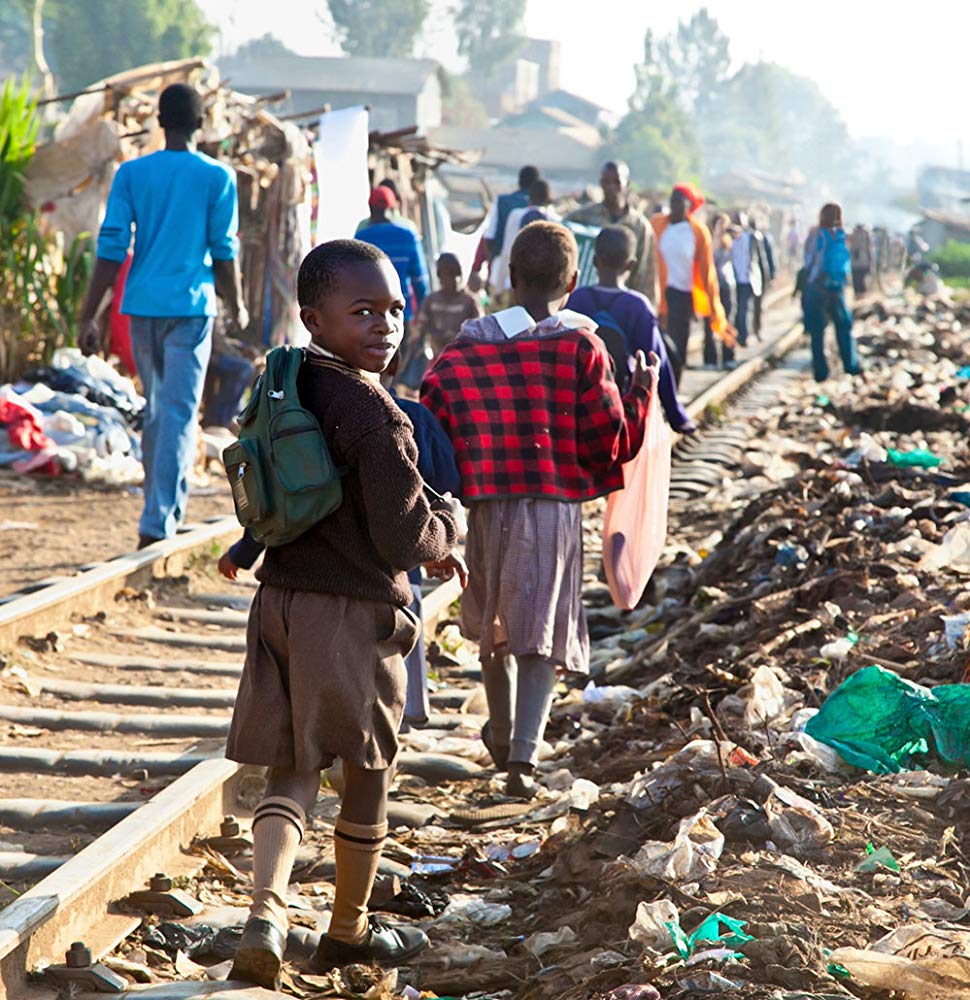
[
  {"left": 0, "top": 73, "right": 39, "bottom": 225},
  {"left": 930, "top": 241, "right": 970, "bottom": 279}
]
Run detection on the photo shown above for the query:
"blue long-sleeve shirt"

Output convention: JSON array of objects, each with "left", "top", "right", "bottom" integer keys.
[
  {"left": 228, "top": 393, "right": 461, "bottom": 571},
  {"left": 567, "top": 285, "right": 691, "bottom": 431},
  {"left": 356, "top": 221, "right": 430, "bottom": 321},
  {"left": 97, "top": 150, "right": 239, "bottom": 318}
]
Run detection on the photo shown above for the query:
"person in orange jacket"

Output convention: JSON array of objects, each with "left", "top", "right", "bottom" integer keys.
[{"left": 650, "top": 183, "right": 735, "bottom": 384}]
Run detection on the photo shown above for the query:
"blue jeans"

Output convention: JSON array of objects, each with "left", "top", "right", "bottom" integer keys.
[
  {"left": 735, "top": 282, "right": 754, "bottom": 347},
  {"left": 130, "top": 316, "right": 213, "bottom": 539},
  {"left": 206, "top": 352, "right": 255, "bottom": 427},
  {"left": 802, "top": 285, "right": 859, "bottom": 382}
]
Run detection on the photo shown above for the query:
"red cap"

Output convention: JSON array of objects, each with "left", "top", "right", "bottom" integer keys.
[
  {"left": 673, "top": 182, "right": 705, "bottom": 214},
  {"left": 369, "top": 186, "right": 397, "bottom": 211}
]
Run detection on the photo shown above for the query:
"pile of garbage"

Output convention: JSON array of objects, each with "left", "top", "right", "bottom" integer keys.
[
  {"left": 106, "top": 289, "right": 970, "bottom": 999},
  {"left": 0, "top": 348, "right": 144, "bottom": 482}
]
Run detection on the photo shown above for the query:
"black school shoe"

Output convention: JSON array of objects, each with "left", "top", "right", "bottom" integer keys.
[
  {"left": 228, "top": 917, "right": 287, "bottom": 990},
  {"left": 310, "top": 916, "right": 428, "bottom": 971}
]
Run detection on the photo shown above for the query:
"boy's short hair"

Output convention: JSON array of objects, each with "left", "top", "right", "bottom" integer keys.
[
  {"left": 528, "top": 179, "right": 551, "bottom": 205},
  {"left": 436, "top": 251, "right": 461, "bottom": 272},
  {"left": 298, "top": 239, "right": 389, "bottom": 307},
  {"left": 509, "top": 221, "right": 578, "bottom": 293},
  {"left": 595, "top": 226, "right": 635, "bottom": 270},
  {"left": 158, "top": 84, "right": 203, "bottom": 131}
]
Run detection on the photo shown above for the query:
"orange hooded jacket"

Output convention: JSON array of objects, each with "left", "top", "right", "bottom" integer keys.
[{"left": 650, "top": 213, "right": 735, "bottom": 347}]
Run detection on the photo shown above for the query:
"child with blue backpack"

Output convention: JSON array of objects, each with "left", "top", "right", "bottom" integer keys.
[
  {"left": 568, "top": 226, "right": 696, "bottom": 434},
  {"left": 802, "top": 202, "right": 861, "bottom": 382}
]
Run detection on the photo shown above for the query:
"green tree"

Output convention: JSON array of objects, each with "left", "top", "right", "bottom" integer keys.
[
  {"left": 656, "top": 7, "right": 730, "bottom": 123},
  {"left": 440, "top": 72, "right": 488, "bottom": 127},
  {"left": 44, "top": 0, "right": 213, "bottom": 92},
  {"left": 327, "top": 0, "right": 430, "bottom": 58},
  {"left": 608, "top": 30, "right": 701, "bottom": 189},
  {"left": 232, "top": 33, "right": 294, "bottom": 62},
  {"left": 454, "top": 0, "right": 525, "bottom": 80}
]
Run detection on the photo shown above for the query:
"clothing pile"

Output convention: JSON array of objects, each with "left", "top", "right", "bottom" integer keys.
[{"left": 0, "top": 349, "right": 144, "bottom": 483}]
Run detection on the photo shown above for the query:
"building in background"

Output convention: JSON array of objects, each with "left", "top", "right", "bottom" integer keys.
[
  {"left": 217, "top": 53, "right": 443, "bottom": 133},
  {"left": 476, "top": 37, "right": 561, "bottom": 118}
]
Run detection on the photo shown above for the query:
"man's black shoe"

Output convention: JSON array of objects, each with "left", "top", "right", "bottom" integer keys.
[
  {"left": 137, "top": 534, "right": 163, "bottom": 550},
  {"left": 228, "top": 917, "right": 286, "bottom": 990},
  {"left": 309, "top": 916, "right": 428, "bottom": 971}
]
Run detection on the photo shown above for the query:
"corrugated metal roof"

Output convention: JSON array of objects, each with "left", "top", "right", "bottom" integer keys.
[{"left": 219, "top": 54, "right": 440, "bottom": 96}]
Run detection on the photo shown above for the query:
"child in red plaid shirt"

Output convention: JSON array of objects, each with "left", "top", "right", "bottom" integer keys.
[{"left": 422, "top": 222, "right": 651, "bottom": 798}]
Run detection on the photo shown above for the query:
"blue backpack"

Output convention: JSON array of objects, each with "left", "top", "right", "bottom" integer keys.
[
  {"left": 818, "top": 229, "right": 851, "bottom": 290},
  {"left": 589, "top": 291, "right": 635, "bottom": 391}
]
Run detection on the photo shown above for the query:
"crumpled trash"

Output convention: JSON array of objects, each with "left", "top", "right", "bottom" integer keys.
[
  {"left": 886, "top": 447, "right": 943, "bottom": 468},
  {"left": 744, "top": 664, "right": 786, "bottom": 725},
  {"left": 753, "top": 775, "right": 834, "bottom": 854},
  {"left": 603, "top": 986, "right": 661, "bottom": 1000},
  {"left": 374, "top": 880, "right": 450, "bottom": 918},
  {"left": 680, "top": 970, "right": 744, "bottom": 992},
  {"left": 855, "top": 842, "right": 900, "bottom": 873},
  {"left": 626, "top": 740, "right": 756, "bottom": 811},
  {"left": 629, "top": 809, "right": 724, "bottom": 880},
  {"left": 805, "top": 665, "right": 970, "bottom": 773},
  {"left": 431, "top": 894, "right": 511, "bottom": 928},
  {"left": 829, "top": 923, "right": 970, "bottom": 996},
  {"left": 673, "top": 912, "right": 754, "bottom": 960},
  {"left": 570, "top": 777, "right": 600, "bottom": 811},
  {"left": 942, "top": 612, "right": 970, "bottom": 650},
  {"left": 429, "top": 941, "right": 507, "bottom": 969},
  {"left": 819, "top": 631, "right": 858, "bottom": 663},
  {"left": 920, "top": 522, "right": 970, "bottom": 572},
  {"left": 522, "top": 926, "right": 577, "bottom": 957},
  {"left": 628, "top": 898, "right": 680, "bottom": 950},
  {"left": 142, "top": 921, "right": 242, "bottom": 960},
  {"left": 582, "top": 680, "right": 641, "bottom": 704}
]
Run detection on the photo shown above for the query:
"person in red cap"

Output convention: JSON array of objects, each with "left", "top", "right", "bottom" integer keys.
[
  {"left": 651, "top": 185, "right": 734, "bottom": 384},
  {"left": 357, "top": 184, "right": 430, "bottom": 382}
]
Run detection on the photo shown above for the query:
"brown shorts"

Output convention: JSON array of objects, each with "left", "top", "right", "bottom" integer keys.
[{"left": 226, "top": 585, "right": 419, "bottom": 772}]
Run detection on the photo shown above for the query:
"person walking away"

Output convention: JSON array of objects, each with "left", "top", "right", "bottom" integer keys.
[
  {"left": 491, "top": 179, "right": 559, "bottom": 296},
  {"left": 751, "top": 216, "right": 776, "bottom": 340},
  {"left": 703, "top": 213, "right": 736, "bottom": 370},
  {"left": 78, "top": 83, "right": 247, "bottom": 548},
  {"left": 357, "top": 186, "right": 430, "bottom": 380},
  {"left": 422, "top": 222, "right": 652, "bottom": 800},
  {"left": 568, "top": 226, "right": 695, "bottom": 434},
  {"left": 567, "top": 161, "right": 658, "bottom": 306},
  {"left": 483, "top": 165, "right": 541, "bottom": 294},
  {"left": 204, "top": 319, "right": 257, "bottom": 429},
  {"left": 355, "top": 178, "right": 416, "bottom": 236},
  {"left": 802, "top": 203, "right": 860, "bottom": 382},
  {"left": 731, "top": 213, "right": 769, "bottom": 348},
  {"left": 849, "top": 224, "right": 874, "bottom": 297},
  {"left": 418, "top": 252, "right": 483, "bottom": 360},
  {"left": 650, "top": 184, "right": 733, "bottom": 384},
  {"left": 225, "top": 240, "right": 464, "bottom": 989},
  {"left": 785, "top": 217, "right": 802, "bottom": 271}
]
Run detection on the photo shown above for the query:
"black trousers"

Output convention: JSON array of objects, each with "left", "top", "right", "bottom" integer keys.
[
  {"left": 664, "top": 287, "right": 694, "bottom": 386},
  {"left": 704, "top": 282, "right": 735, "bottom": 367},
  {"left": 852, "top": 267, "right": 869, "bottom": 296}
]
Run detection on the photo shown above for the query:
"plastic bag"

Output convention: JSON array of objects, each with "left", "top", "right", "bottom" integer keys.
[
  {"left": 602, "top": 366, "right": 672, "bottom": 610},
  {"left": 805, "top": 665, "right": 970, "bottom": 773}
]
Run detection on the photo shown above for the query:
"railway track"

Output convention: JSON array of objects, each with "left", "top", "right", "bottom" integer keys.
[{"left": 0, "top": 296, "right": 804, "bottom": 999}]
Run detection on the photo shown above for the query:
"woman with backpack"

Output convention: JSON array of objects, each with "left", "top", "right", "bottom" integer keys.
[{"left": 802, "top": 203, "right": 861, "bottom": 382}]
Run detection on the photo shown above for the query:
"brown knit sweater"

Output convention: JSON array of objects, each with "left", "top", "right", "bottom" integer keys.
[{"left": 257, "top": 352, "right": 460, "bottom": 607}]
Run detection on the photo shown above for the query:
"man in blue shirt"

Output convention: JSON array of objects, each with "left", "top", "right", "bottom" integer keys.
[
  {"left": 357, "top": 186, "right": 430, "bottom": 383},
  {"left": 80, "top": 84, "right": 247, "bottom": 547}
]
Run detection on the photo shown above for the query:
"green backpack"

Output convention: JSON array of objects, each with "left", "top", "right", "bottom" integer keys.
[{"left": 222, "top": 345, "right": 343, "bottom": 546}]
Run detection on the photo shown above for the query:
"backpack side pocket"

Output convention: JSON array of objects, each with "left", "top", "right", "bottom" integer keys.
[{"left": 223, "top": 438, "right": 271, "bottom": 529}]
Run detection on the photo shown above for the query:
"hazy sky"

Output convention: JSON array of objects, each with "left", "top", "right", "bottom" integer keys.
[{"left": 199, "top": 0, "right": 966, "bottom": 161}]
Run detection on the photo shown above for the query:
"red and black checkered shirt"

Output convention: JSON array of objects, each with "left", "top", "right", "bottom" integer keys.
[{"left": 421, "top": 328, "right": 649, "bottom": 502}]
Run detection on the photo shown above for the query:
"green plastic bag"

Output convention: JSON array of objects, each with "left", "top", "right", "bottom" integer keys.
[
  {"left": 805, "top": 665, "right": 970, "bottom": 773},
  {"left": 886, "top": 447, "right": 942, "bottom": 469},
  {"left": 664, "top": 912, "right": 753, "bottom": 959}
]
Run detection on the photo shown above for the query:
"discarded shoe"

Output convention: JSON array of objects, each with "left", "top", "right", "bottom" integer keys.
[
  {"left": 228, "top": 917, "right": 286, "bottom": 990},
  {"left": 310, "top": 916, "right": 428, "bottom": 970}
]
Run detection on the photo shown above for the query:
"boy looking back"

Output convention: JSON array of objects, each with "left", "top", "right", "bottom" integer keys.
[
  {"left": 569, "top": 226, "right": 695, "bottom": 434},
  {"left": 422, "top": 222, "right": 651, "bottom": 799},
  {"left": 226, "top": 240, "right": 463, "bottom": 989}
]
